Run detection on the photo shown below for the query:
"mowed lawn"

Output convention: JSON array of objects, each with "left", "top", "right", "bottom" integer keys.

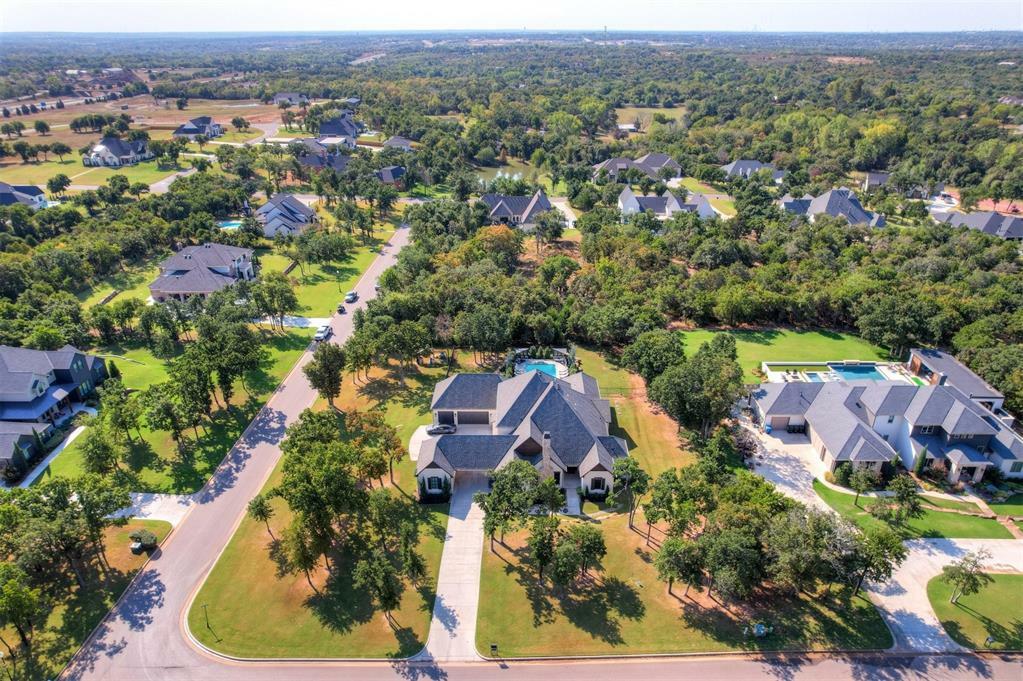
[
  {"left": 0, "top": 154, "right": 180, "bottom": 187},
  {"left": 1, "top": 519, "right": 171, "bottom": 681},
  {"left": 928, "top": 573, "right": 1023, "bottom": 651},
  {"left": 77, "top": 261, "right": 163, "bottom": 308},
  {"left": 477, "top": 513, "right": 891, "bottom": 657},
  {"left": 615, "top": 105, "right": 687, "bottom": 128},
  {"left": 679, "top": 329, "right": 889, "bottom": 382},
  {"left": 37, "top": 329, "right": 315, "bottom": 493},
  {"left": 989, "top": 493, "right": 1023, "bottom": 517},
  {"left": 91, "top": 342, "right": 174, "bottom": 390},
  {"left": 813, "top": 481, "right": 1012, "bottom": 540}
]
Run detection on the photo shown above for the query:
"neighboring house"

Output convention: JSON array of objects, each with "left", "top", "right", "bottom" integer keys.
[
  {"left": 255, "top": 193, "right": 317, "bottom": 238},
  {"left": 721, "top": 159, "right": 786, "bottom": 183},
  {"left": 172, "top": 116, "right": 224, "bottom": 140},
  {"left": 315, "top": 135, "right": 356, "bottom": 150},
  {"left": 0, "top": 182, "right": 46, "bottom": 210},
  {"left": 318, "top": 111, "right": 360, "bottom": 139},
  {"left": 618, "top": 187, "right": 715, "bottom": 220},
  {"left": 382, "top": 135, "right": 414, "bottom": 151},
  {"left": 342, "top": 96, "right": 361, "bottom": 108},
  {"left": 375, "top": 165, "right": 406, "bottom": 188},
  {"left": 934, "top": 211, "right": 1023, "bottom": 241},
  {"left": 752, "top": 349, "right": 1023, "bottom": 483},
  {"left": 480, "top": 189, "right": 554, "bottom": 228},
  {"left": 0, "top": 344, "right": 108, "bottom": 473},
  {"left": 862, "top": 171, "right": 944, "bottom": 199},
  {"left": 779, "top": 187, "right": 886, "bottom": 228},
  {"left": 863, "top": 171, "right": 891, "bottom": 192},
  {"left": 592, "top": 153, "right": 681, "bottom": 182},
  {"left": 293, "top": 139, "right": 351, "bottom": 173},
  {"left": 417, "top": 370, "right": 629, "bottom": 496},
  {"left": 82, "top": 137, "right": 154, "bottom": 167},
  {"left": 149, "top": 243, "right": 255, "bottom": 302},
  {"left": 273, "top": 92, "right": 308, "bottom": 106}
]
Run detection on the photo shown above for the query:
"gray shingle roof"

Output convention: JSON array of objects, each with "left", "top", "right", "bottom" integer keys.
[
  {"left": 431, "top": 373, "right": 503, "bottom": 411},
  {"left": 936, "top": 211, "right": 1023, "bottom": 240},
  {"left": 92, "top": 136, "right": 148, "bottom": 158},
  {"left": 909, "top": 348, "right": 1003, "bottom": 400},
  {"left": 480, "top": 190, "right": 553, "bottom": 224},
  {"left": 781, "top": 187, "right": 884, "bottom": 227}
]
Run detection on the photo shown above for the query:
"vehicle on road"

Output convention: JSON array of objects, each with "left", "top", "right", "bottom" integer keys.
[
  {"left": 426, "top": 423, "right": 456, "bottom": 435},
  {"left": 344, "top": 291, "right": 358, "bottom": 303},
  {"left": 313, "top": 324, "right": 332, "bottom": 342},
  {"left": 336, "top": 304, "right": 346, "bottom": 313}
]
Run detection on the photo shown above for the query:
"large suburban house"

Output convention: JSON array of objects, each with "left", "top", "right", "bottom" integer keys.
[
  {"left": 293, "top": 139, "right": 351, "bottom": 173},
  {"left": 383, "top": 135, "right": 414, "bottom": 151},
  {"left": 149, "top": 243, "right": 255, "bottom": 303},
  {"left": 318, "top": 111, "right": 360, "bottom": 139},
  {"left": 592, "top": 153, "right": 681, "bottom": 182},
  {"left": 417, "top": 370, "right": 629, "bottom": 497},
  {"left": 82, "top": 137, "right": 154, "bottom": 167},
  {"left": 721, "top": 159, "right": 786, "bottom": 183},
  {"left": 780, "top": 188, "right": 886, "bottom": 228},
  {"left": 0, "top": 345, "right": 108, "bottom": 474},
  {"left": 273, "top": 92, "right": 308, "bottom": 106},
  {"left": 618, "top": 187, "right": 716, "bottom": 220},
  {"left": 862, "top": 171, "right": 945, "bottom": 199},
  {"left": 752, "top": 349, "right": 1022, "bottom": 484},
  {"left": 172, "top": 116, "right": 224, "bottom": 140},
  {"left": 480, "top": 189, "right": 554, "bottom": 228},
  {"left": 934, "top": 211, "right": 1023, "bottom": 241},
  {"left": 256, "top": 193, "right": 317, "bottom": 238},
  {"left": 0, "top": 182, "right": 46, "bottom": 210},
  {"left": 375, "top": 165, "right": 406, "bottom": 187}
]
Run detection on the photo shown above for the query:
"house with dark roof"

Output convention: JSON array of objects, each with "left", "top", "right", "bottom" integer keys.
[
  {"left": 0, "top": 182, "right": 46, "bottom": 210},
  {"left": 382, "top": 135, "right": 414, "bottom": 151},
  {"left": 172, "top": 116, "right": 223, "bottom": 140},
  {"left": 592, "top": 153, "right": 681, "bottom": 182},
  {"left": 0, "top": 344, "right": 107, "bottom": 474},
  {"left": 292, "top": 139, "right": 351, "bottom": 174},
  {"left": 317, "top": 111, "right": 359, "bottom": 139},
  {"left": 780, "top": 187, "right": 886, "bottom": 228},
  {"left": 721, "top": 159, "right": 786, "bottom": 184},
  {"left": 861, "top": 171, "right": 945, "bottom": 199},
  {"left": 149, "top": 243, "right": 255, "bottom": 303},
  {"left": 375, "top": 165, "right": 406, "bottom": 188},
  {"left": 417, "top": 370, "right": 628, "bottom": 496},
  {"left": 618, "top": 187, "right": 715, "bottom": 220},
  {"left": 934, "top": 211, "right": 1023, "bottom": 241},
  {"left": 479, "top": 189, "right": 554, "bottom": 228},
  {"left": 255, "top": 194, "right": 318, "bottom": 238},
  {"left": 83, "top": 137, "right": 154, "bottom": 167},
  {"left": 273, "top": 92, "right": 308, "bottom": 106},
  {"left": 908, "top": 348, "right": 1005, "bottom": 411}
]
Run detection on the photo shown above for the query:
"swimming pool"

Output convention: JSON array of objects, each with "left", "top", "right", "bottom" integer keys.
[
  {"left": 828, "top": 363, "right": 887, "bottom": 381},
  {"left": 218, "top": 220, "right": 242, "bottom": 230},
  {"left": 522, "top": 361, "right": 558, "bottom": 377}
]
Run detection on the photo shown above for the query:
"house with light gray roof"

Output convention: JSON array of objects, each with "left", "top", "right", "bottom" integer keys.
[
  {"left": 721, "top": 159, "right": 786, "bottom": 184},
  {"left": 934, "top": 211, "right": 1023, "bottom": 241},
  {"left": 149, "top": 243, "right": 255, "bottom": 303},
  {"left": 417, "top": 370, "right": 628, "bottom": 497},
  {"left": 780, "top": 187, "right": 885, "bottom": 228},
  {"left": 479, "top": 189, "right": 554, "bottom": 229}
]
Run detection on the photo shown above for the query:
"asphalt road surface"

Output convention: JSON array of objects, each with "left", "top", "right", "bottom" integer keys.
[{"left": 61, "top": 223, "right": 1021, "bottom": 681}]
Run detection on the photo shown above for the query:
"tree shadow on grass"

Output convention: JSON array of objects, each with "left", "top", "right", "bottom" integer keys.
[{"left": 608, "top": 407, "right": 637, "bottom": 451}]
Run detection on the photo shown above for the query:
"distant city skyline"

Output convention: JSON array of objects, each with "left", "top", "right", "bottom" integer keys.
[{"left": 2, "top": 0, "right": 1021, "bottom": 34}]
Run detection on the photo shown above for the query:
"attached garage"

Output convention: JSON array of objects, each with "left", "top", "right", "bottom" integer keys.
[
  {"left": 456, "top": 410, "right": 489, "bottom": 425},
  {"left": 437, "top": 411, "right": 455, "bottom": 425},
  {"left": 770, "top": 416, "right": 790, "bottom": 430}
]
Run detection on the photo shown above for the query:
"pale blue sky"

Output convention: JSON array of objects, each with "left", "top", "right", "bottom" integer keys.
[{"left": 1, "top": 0, "right": 1020, "bottom": 33}]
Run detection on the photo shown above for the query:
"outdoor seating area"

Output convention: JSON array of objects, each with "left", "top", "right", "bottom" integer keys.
[{"left": 762, "top": 360, "right": 919, "bottom": 385}]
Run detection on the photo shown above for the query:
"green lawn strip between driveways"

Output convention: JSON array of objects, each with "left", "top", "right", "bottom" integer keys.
[
  {"left": 35, "top": 329, "right": 315, "bottom": 494},
  {"left": 927, "top": 573, "right": 1023, "bottom": 651},
  {"left": 477, "top": 513, "right": 892, "bottom": 657},
  {"left": 988, "top": 493, "right": 1023, "bottom": 517},
  {"left": 813, "top": 480, "right": 1012, "bottom": 539}
]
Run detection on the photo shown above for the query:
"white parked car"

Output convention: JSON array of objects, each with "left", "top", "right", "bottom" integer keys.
[{"left": 313, "top": 325, "right": 332, "bottom": 342}]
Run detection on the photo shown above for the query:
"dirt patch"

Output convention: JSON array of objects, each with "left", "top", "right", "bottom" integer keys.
[{"left": 826, "top": 56, "right": 875, "bottom": 65}]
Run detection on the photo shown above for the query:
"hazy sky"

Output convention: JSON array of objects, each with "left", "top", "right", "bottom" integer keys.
[{"left": 1, "top": 0, "right": 1021, "bottom": 33}]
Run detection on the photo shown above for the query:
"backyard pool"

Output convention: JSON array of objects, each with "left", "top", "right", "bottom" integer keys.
[
  {"left": 522, "top": 361, "right": 558, "bottom": 377},
  {"left": 218, "top": 220, "right": 243, "bottom": 230},
  {"left": 828, "top": 363, "right": 887, "bottom": 381}
]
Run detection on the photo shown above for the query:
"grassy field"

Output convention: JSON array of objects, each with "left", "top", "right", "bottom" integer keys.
[
  {"left": 76, "top": 261, "right": 163, "bottom": 308},
  {"left": 677, "top": 177, "right": 720, "bottom": 194},
  {"left": 0, "top": 153, "right": 181, "bottom": 187},
  {"left": 214, "top": 128, "right": 263, "bottom": 143},
  {"left": 0, "top": 519, "right": 171, "bottom": 681},
  {"left": 477, "top": 513, "right": 891, "bottom": 657},
  {"left": 813, "top": 480, "right": 1012, "bottom": 540},
  {"left": 927, "top": 573, "right": 1023, "bottom": 651},
  {"left": 615, "top": 106, "right": 686, "bottom": 129},
  {"left": 37, "top": 329, "right": 315, "bottom": 494},
  {"left": 679, "top": 329, "right": 889, "bottom": 382},
  {"left": 989, "top": 494, "right": 1023, "bottom": 517}
]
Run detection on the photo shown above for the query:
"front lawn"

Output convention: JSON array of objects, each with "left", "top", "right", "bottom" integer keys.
[
  {"left": 0, "top": 158, "right": 81, "bottom": 185},
  {"left": 989, "top": 493, "right": 1023, "bottom": 517},
  {"left": 813, "top": 480, "right": 1012, "bottom": 539},
  {"left": 36, "top": 329, "right": 314, "bottom": 494},
  {"left": 91, "top": 341, "right": 175, "bottom": 391},
  {"left": 187, "top": 458, "right": 447, "bottom": 658},
  {"left": 679, "top": 329, "right": 889, "bottom": 382},
  {"left": 927, "top": 573, "right": 1023, "bottom": 651},
  {"left": 77, "top": 261, "right": 163, "bottom": 308},
  {"left": 477, "top": 513, "right": 892, "bottom": 657},
  {"left": 0, "top": 519, "right": 171, "bottom": 681}
]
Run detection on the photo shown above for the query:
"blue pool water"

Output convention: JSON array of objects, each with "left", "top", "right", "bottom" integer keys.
[
  {"left": 218, "top": 220, "right": 242, "bottom": 230},
  {"left": 828, "top": 363, "right": 886, "bottom": 381},
  {"left": 807, "top": 373, "right": 826, "bottom": 382},
  {"left": 523, "top": 361, "right": 558, "bottom": 377}
]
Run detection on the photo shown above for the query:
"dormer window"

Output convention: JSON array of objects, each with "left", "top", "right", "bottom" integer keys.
[
  {"left": 887, "top": 415, "right": 895, "bottom": 423},
  {"left": 919, "top": 425, "right": 935, "bottom": 435}
]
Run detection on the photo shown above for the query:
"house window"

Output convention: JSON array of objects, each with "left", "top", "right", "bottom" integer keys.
[
  {"left": 887, "top": 415, "right": 895, "bottom": 423},
  {"left": 590, "top": 477, "right": 606, "bottom": 491},
  {"left": 919, "top": 426, "right": 935, "bottom": 435},
  {"left": 950, "top": 433, "right": 969, "bottom": 441},
  {"left": 427, "top": 476, "right": 443, "bottom": 491},
  {"left": 1011, "top": 462, "right": 1023, "bottom": 473}
]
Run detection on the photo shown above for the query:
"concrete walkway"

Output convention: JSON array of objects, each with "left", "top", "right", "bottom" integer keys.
[
  {"left": 112, "top": 492, "right": 194, "bottom": 526},
  {"left": 866, "top": 538, "right": 1023, "bottom": 652},
  {"left": 259, "top": 315, "right": 332, "bottom": 328},
  {"left": 419, "top": 472, "right": 488, "bottom": 662},
  {"left": 17, "top": 405, "right": 97, "bottom": 488}
]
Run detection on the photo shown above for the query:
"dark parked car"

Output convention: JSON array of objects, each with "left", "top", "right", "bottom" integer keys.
[
  {"left": 337, "top": 304, "right": 346, "bottom": 314},
  {"left": 426, "top": 424, "right": 456, "bottom": 435}
]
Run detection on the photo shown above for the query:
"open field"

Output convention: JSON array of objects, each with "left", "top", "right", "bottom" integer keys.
[
  {"left": 927, "top": 573, "right": 1023, "bottom": 651},
  {"left": 0, "top": 519, "right": 171, "bottom": 681},
  {"left": 678, "top": 329, "right": 888, "bottom": 382},
  {"left": 0, "top": 153, "right": 182, "bottom": 187},
  {"left": 36, "top": 329, "right": 315, "bottom": 494},
  {"left": 813, "top": 480, "right": 1012, "bottom": 540},
  {"left": 477, "top": 513, "right": 892, "bottom": 657},
  {"left": 614, "top": 105, "right": 687, "bottom": 130},
  {"left": 92, "top": 341, "right": 174, "bottom": 391}
]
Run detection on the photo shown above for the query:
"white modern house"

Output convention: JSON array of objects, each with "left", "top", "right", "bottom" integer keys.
[{"left": 82, "top": 137, "right": 154, "bottom": 167}]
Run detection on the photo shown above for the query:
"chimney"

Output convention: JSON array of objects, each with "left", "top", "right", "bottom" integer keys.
[{"left": 540, "top": 432, "right": 554, "bottom": 480}]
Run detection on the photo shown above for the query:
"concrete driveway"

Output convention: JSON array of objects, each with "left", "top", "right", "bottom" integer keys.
[
  {"left": 744, "top": 424, "right": 830, "bottom": 511},
  {"left": 549, "top": 197, "right": 577, "bottom": 227},
  {"left": 408, "top": 424, "right": 431, "bottom": 462}
]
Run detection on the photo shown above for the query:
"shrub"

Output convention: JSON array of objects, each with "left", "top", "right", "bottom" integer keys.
[
  {"left": 130, "top": 529, "right": 158, "bottom": 548},
  {"left": 833, "top": 462, "right": 853, "bottom": 488}
]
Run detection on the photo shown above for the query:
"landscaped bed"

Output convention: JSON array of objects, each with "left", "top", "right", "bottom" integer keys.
[
  {"left": 477, "top": 513, "right": 892, "bottom": 657},
  {"left": 813, "top": 480, "right": 1012, "bottom": 539},
  {"left": 927, "top": 573, "right": 1023, "bottom": 651}
]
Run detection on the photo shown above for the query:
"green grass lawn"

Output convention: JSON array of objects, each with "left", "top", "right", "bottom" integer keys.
[
  {"left": 927, "top": 573, "right": 1023, "bottom": 651},
  {"left": 813, "top": 480, "right": 1012, "bottom": 539},
  {"left": 1, "top": 519, "right": 171, "bottom": 681},
  {"left": 0, "top": 153, "right": 181, "bottom": 187},
  {"left": 477, "top": 513, "right": 892, "bottom": 657},
  {"left": 920, "top": 495, "right": 984, "bottom": 514},
  {"left": 76, "top": 261, "right": 163, "bottom": 308},
  {"left": 92, "top": 341, "right": 174, "bottom": 391},
  {"left": 37, "top": 329, "right": 315, "bottom": 494},
  {"left": 677, "top": 177, "right": 720, "bottom": 194},
  {"left": 615, "top": 106, "right": 687, "bottom": 128},
  {"left": 216, "top": 129, "right": 263, "bottom": 143},
  {"left": 679, "top": 329, "right": 889, "bottom": 382},
  {"left": 989, "top": 493, "right": 1023, "bottom": 517}
]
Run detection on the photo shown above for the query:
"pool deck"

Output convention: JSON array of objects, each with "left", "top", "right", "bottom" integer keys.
[
  {"left": 514, "top": 360, "right": 569, "bottom": 379},
  {"left": 763, "top": 360, "right": 917, "bottom": 385}
]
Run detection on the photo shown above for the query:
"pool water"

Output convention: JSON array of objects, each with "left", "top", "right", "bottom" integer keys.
[
  {"left": 807, "top": 372, "right": 826, "bottom": 382},
  {"left": 218, "top": 220, "right": 243, "bottom": 230},
  {"left": 828, "top": 364, "right": 886, "bottom": 381},
  {"left": 523, "top": 361, "right": 558, "bottom": 377}
]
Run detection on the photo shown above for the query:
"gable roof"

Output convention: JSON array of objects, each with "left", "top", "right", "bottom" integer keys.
[
  {"left": 909, "top": 348, "right": 1003, "bottom": 401},
  {"left": 721, "top": 159, "right": 784, "bottom": 181},
  {"left": 256, "top": 194, "right": 315, "bottom": 222},
  {"left": 936, "top": 211, "right": 1023, "bottom": 240},
  {"left": 0, "top": 182, "right": 44, "bottom": 207},
  {"left": 480, "top": 189, "right": 553, "bottom": 224},
  {"left": 383, "top": 135, "right": 414, "bottom": 150},
  {"left": 593, "top": 154, "right": 679, "bottom": 180},
  {"left": 151, "top": 243, "right": 252, "bottom": 295},
  {"left": 781, "top": 187, "right": 884, "bottom": 227},
  {"left": 375, "top": 165, "right": 406, "bottom": 184},
  {"left": 91, "top": 136, "right": 148, "bottom": 158},
  {"left": 318, "top": 113, "right": 358, "bottom": 138},
  {"left": 431, "top": 373, "right": 503, "bottom": 411}
]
